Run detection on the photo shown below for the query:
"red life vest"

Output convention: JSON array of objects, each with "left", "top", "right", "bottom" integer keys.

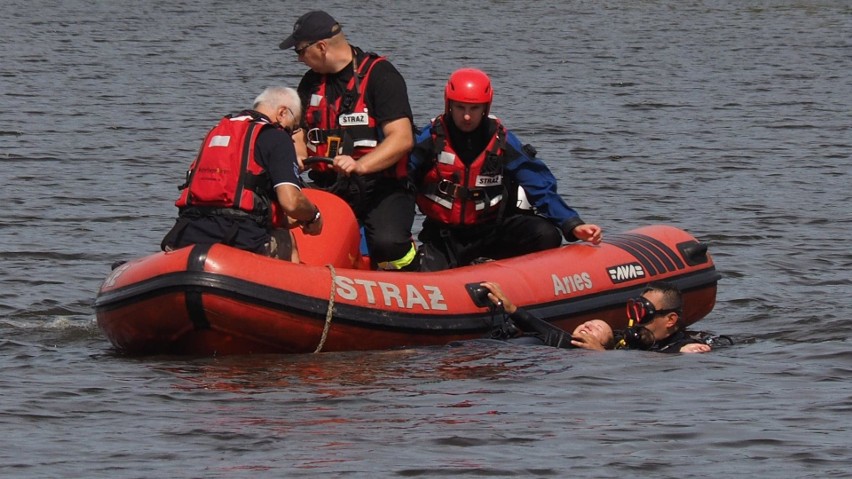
[
  {"left": 416, "top": 116, "right": 509, "bottom": 226},
  {"left": 304, "top": 53, "right": 406, "bottom": 179},
  {"left": 176, "top": 113, "right": 275, "bottom": 224}
]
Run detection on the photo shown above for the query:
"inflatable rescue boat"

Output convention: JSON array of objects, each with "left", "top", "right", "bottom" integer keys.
[{"left": 94, "top": 190, "right": 721, "bottom": 355}]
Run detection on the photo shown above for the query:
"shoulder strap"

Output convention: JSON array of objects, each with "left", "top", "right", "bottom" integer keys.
[
  {"left": 340, "top": 52, "right": 383, "bottom": 114},
  {"left": 431, "top": 116, "right": 447, "bottom": 161},
  {"left": 233, "top": 121, "right": 264, "bottom": 203}
]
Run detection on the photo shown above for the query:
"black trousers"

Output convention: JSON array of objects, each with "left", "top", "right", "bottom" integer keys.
[
  {"left": 309, "top": 171, "right": 416, "bottom": 266},
  {"left": 417, "top": 213, "right": 562, "bottom": 271},
  {"left": 356, "top": 178, "right": 416, "bottom": 265},
  {"left": 161, "top": 215, "right": 269, "bottom": 253}
]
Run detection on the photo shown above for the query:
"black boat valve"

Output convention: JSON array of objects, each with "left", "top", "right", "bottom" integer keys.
[{"left": 677, "top": 241, "right": 709, "bottom": 266}]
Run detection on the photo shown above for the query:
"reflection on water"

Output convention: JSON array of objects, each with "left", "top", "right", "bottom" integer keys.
[{"left": 159, "top": 342, "right": 558, "bottom": 395}]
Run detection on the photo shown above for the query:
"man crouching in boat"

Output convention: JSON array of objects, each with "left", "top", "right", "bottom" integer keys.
[
  {"left": 479, "top": 281, "right": 715, "bottom": 353},
  {"left": 408, "top": 68, "right": 602, "bottom": 271},
  {"left": 161, "top": 86, "right": 323, "bottom": 261}
]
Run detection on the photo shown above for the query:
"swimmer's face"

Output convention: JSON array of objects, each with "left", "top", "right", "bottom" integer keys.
[{"left": 572, "top": 320, "right": 614, "bottom": 347}]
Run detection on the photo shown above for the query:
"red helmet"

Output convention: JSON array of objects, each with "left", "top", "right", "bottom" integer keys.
[{"left": 444, "top": 68, "right": 493, "bottom": 114}]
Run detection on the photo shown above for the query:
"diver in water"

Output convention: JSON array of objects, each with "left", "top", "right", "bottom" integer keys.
[
  {"left": 477, "top": 281, "right": 731, "bottom": 353},
  {"left": 616, "top": 281, "right": 715, "bottom": 353}
]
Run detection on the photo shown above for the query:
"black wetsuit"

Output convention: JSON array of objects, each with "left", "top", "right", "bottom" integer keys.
[
  {"left": 488, "top": 307, "right": 574, "bottom": 349},
  {"left": 615, "top": 329, "right": 723, "bottom": 353}
]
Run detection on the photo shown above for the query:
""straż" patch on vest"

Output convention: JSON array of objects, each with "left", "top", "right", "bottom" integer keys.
[
  {"left": 475, "top": 174, "right": 502, "bottom": 187},
  {"left": 338, "top": 113, "right": 369, "bottom": 126}
]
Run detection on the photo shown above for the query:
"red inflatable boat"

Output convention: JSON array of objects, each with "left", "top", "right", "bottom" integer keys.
[{"left": 94, "top": 190, "right": 721, "bottom": 355}]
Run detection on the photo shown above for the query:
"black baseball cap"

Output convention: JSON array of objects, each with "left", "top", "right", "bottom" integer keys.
[{"left": 278, "top": 11, "right": 341, "bottom": 50}]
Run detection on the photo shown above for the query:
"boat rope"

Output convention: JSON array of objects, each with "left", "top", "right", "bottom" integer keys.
[{"left": 314, "top": 264, "right": 337, "bottom": 353}]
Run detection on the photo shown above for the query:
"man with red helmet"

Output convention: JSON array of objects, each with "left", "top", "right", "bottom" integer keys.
[
  {"left": 408, "top": 68, "right": 603, "bottom": 270},
  {"left": 279, "top": 10, "right": 417, "bottom": 270}
]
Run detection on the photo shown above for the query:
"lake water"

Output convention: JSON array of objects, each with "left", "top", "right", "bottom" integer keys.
[{"left": 1, "top": 1, "right": 850, "bottom": 477}]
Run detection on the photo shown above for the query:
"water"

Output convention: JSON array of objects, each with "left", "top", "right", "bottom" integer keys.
[{"left": 2, "top": 0, "right": 850, "bottom": 477}]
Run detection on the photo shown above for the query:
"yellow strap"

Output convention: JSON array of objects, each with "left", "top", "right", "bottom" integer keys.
[
  {"left": 376, "top": 242, "right": 417, "bottom": 270},
  {"left": 615, "top": 316, "right": 636, "bottom": 349}
]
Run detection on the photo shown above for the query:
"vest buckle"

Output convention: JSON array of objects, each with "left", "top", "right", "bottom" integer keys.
[
  {"left": 306, "top": 128, "right": 326, "bottom": 145},
  {"left": 437, "top": 179, "right": 457, "bottom": 197}
]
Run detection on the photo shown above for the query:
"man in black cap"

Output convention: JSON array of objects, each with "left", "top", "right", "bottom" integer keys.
[{"left": 279, "top": 10, "right": 418, "bottom": 271}]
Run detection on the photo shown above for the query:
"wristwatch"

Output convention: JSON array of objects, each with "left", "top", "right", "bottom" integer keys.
[{"left": 304, "top": 208, "right": 321, "bottom": 226}]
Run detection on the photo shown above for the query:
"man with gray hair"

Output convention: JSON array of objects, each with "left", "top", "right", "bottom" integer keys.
[{"left": 162, "top": 86, "right": 323, "bottom": 261}]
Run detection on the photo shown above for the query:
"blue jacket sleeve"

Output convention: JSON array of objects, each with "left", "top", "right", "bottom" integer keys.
[
  {"left": 407, "top": 122, "right": 435, "bottom": 179},
  {"left": 503, "top": 130, "right": 586, "bottom": 240}
]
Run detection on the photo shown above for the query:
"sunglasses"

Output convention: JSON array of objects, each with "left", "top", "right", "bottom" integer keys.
[
  {"left": 626, "top": 296, "right": 680, "bottom": 324},
  {"left": 295, "top": 40, "right": 320, "bottom": 56}
]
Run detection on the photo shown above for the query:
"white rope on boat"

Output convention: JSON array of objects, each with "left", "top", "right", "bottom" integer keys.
[{"left": 314, "top": 264, "right": 337, "bottom": 353}]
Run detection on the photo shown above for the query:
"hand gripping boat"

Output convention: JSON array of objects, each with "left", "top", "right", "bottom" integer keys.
[{"left": 94, "top": 190, "right": 721, "bottom": 355}]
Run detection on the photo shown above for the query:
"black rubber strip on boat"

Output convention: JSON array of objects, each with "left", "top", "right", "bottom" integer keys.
[
  {"left": 185, "top": 244, "right": 212, "bottom": 330},
  {"left": 619, "top": 233, "right": 685, "bottom": 271},
  {"left": 606, "top": 235, "right": 662, "bottom": 275}
]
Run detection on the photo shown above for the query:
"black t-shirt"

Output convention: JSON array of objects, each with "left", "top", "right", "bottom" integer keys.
[
  {"left": 297, "top": 47, "right": 413, "bottom": 127},
  {"left": 255, "top": 125, "right": 302, "bottom": 191}
]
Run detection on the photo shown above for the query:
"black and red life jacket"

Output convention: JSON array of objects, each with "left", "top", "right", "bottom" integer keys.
[
  {"left": 304, "top": 53, "right": 406, "bottom": 179},
  {"left": 416, "top": 116, "right": 509, "bottom": 226}
]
